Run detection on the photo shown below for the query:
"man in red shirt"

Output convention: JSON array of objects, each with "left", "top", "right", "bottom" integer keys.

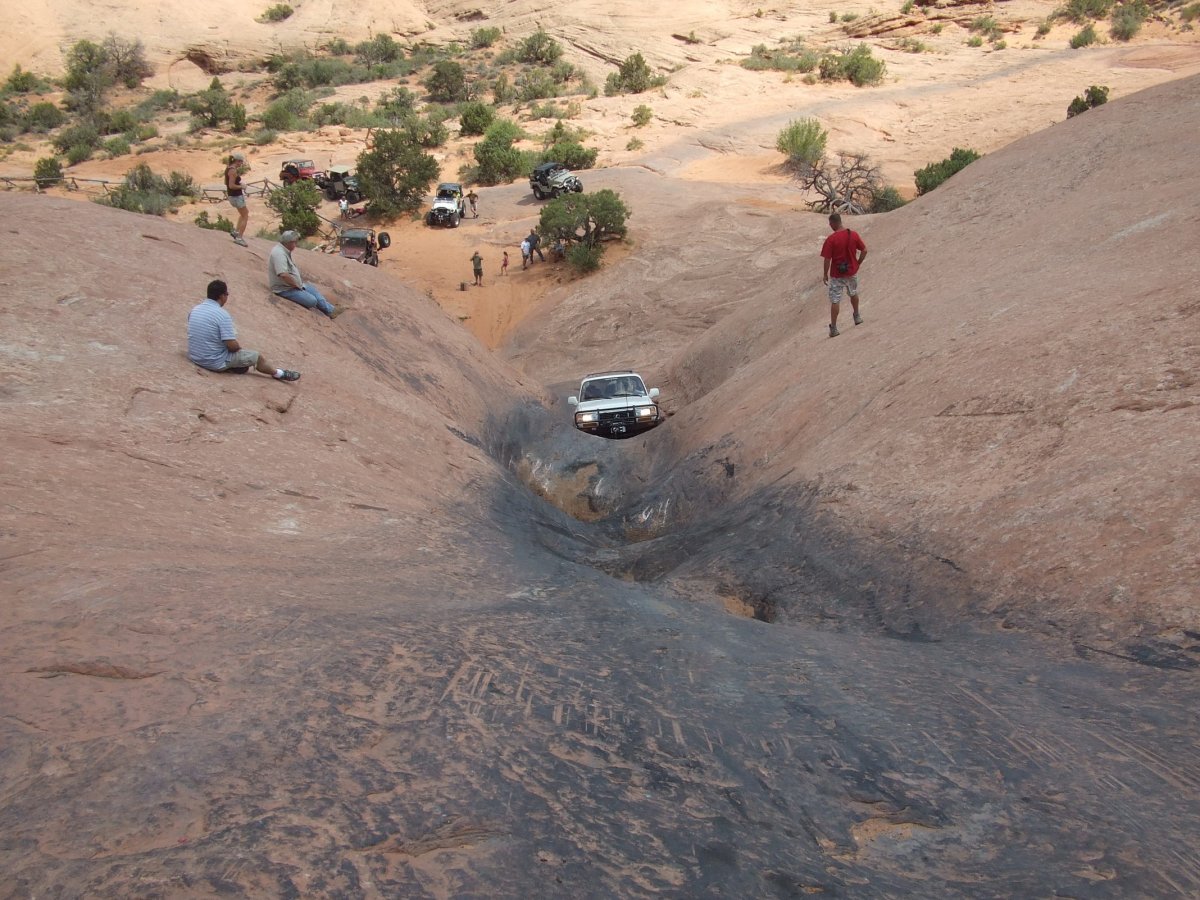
[{"left": 820, "top": 213, "right": 867, "bottom": 337}]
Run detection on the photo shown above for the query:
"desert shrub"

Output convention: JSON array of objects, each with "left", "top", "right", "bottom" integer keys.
[
  {"left": 1182, "top": 2, "right": 1200, "bottom": 21},
  {"left": 229, "top": 102, "right": 248, "bottom": 132},
  {"left": 776, "top": 118, "right": 828, "bottom": 168},
  {"left": 841, "top": 12, "right": 859, "bottom": 21},
  {"left": 251, "top": 128, "right": 278, "bottom": 145},
  {"left": 793, "top": 151, "right": 886, "bottom": 214},
  {"left": 631, "top": 104, "right": 653, "bottom": 127},
  {"left": 994, "top": 39, "right": 1008, "bottom": 49},
  {"left": 101, "top": 109, "right": 138, "bottom": 135},
  {"left": 133, "top": 90, "right": 180, "bottom": 118},
  {"left": 165, "top": 170, "right": 197, "bottom": 197},
  {"left": 626, "top": 137, "right": 644, "bottom": 151},
  {"left": 395, "top": 111, "right": 449, "bottom": 148},
  {"left": 325, "top": 38, "right": 352, "bottom": 55},
  {"left": 63, "top": 39, "right": 114, "bottom": 116},
  {"left": 471, "top": 27, "right": 503, "bottom": 48},
  {"left": 459, "top": 101, "right": 496, "bottom": 135},
  {"left": 539, "top": 188, "right": 629, "bottom": 250},
  {"left": 473, "top": 119, "right": 527, "bottom": 185},
  {"left": 931, "top": 22, "right": 944, "bottom": 33},
  {"left": 33, "top": 157, "right": 63, "bottom": 187},
  {"left": 354, "top": 35, "right": 403, "bottom": 66},
  {"left": 261, "top": 4, "right": 293, "bottom": 22},
  {"left": 742, "top": 40, "right": 822, "bottom": 73},
  {"left": 550, "top": 60, "right": 577, "bottom": 84},
  {"left": 185, "top": 79, "right": 233, "bottom": 128},
  {"left": 869, "top": 185, "right": 907, "bottom": 212},
  {"left": 604, "top": 52, "right": 664, "bottom": 95},
  {"left": 194, "top": 210, "right": 235, "bottom": 232},
  {"left": 970, "top": 16, "right": 1003, "bottom": 39},
  {"left": 5, "top": 65, "right": 50, "bottom": 94},
  {"left": 425, "top": 60, "right": 469, "bottom": 102},
  {"left": 895, "top": 37, "right": 930, "bottom": 52},
  {"left": 517, "top": 29, "right": 564, "bottom": 65},
  {"left": 914, "top": 147, "right": 980, "bottom": 195},
  {"left": 266, "top": 180, "right": 322, "bottom": 235},
  {"left": 1070, "top": 24, "right": 1098, "bottom": 46},
  {"left": 104, "top": 136, "right": 131, "bottom": 157},
  {"left": 819, "top": 44, "right": 886, "bottom": 86},
  {"left": 1065, "top": 0, "right": 1113, "bottom": 20},
  {"left": 1110, "top": 0, "right": 1150, "bottom": 39},
  {"left": 527, "top": 101, "right": 563, "bottom": 119},
  {"left": 355, "top": 128, "right": 441, "bottom": 217},
  {"left": 65, "top": 144, "right": 93, "bottom": 165},
  {"left": 966, "top": 35, "right": 984, "bottom": 46},
  {"left": 23, "top": 101, "right": 66, "bottom": 132},
  {"left": 1036, "top": 18, "right": 1054, "bottom": 36},
  {"left": 518, "top": 69, "right": 558, "bottom": 101},
  {"left": 260, "top": 88, "right": 313, "bottom": 130},
  {"left": 1067, "top": 84, "right": 1109, "bottom": 117},
  {"left": 376, "top": 87, "right": 417, "bottom": 120},
  {"left": 98, "top": 162, "right": 189, "bottom": 215},
  {"left": 102, "top": 34, "right": 153, "bottom": 87},
  {"left": 542, "top": 141, "right": 598, "bottom": 170},
  {"left": 566, "top": 242, "right": 604, "bottom": 273},
  {"left": 51, "top": 122, "right": 100, "bottom": 155},
  {"left": 492, "top": 73, "right": 515, "bottom": 105}
]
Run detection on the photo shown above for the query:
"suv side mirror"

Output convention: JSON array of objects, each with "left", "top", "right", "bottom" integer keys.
[
  {"left": 648, "top": 388, "right": 660, "bottom": 399},
  {"left": 568, "top": 396, "right": 578, "bottom": 406},
  {"left": 377, "top": 233, "right": 390, "bottom": 250}
]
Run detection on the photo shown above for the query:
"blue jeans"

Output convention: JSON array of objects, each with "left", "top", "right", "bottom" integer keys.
[{"left": 277, "top": 283, "right": 335, "bottom": 317}]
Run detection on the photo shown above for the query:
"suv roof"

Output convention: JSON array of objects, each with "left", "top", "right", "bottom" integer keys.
[{"left": 582, "top": 370, "right": 635, "bottom": 380}]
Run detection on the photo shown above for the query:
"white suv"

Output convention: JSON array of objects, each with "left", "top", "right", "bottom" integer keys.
[{"left": 568, "top": 371, "right": 661, "bottom": 438}]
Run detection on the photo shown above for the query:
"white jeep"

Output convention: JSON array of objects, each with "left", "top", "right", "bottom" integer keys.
[{"left": 567, "top": 371, "right": 661, "bottom": 438}]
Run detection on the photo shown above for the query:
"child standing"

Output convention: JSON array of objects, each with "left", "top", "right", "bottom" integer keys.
[{"left": 501, "top": 250, "right": 509, "bottom": 276}]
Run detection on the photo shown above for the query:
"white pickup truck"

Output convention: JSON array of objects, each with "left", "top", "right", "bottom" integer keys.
[{"left": 567, "top": 371, "right": 662, "bottom": 438}]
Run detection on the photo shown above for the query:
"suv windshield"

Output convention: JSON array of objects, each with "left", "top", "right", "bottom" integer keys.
[{"left": 581, "top": 377, "right": 644, "bottom": 401}]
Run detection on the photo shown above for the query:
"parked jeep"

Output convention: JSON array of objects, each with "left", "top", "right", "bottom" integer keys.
[
  {"left": 279, "top": 158, "right": 317, "bottom": 185},
  {"left": 530, "top": 162, "right": 583, "bottom": 200},
  {"left": 337, "top": 228, "right": 390, "bottom": 267},
  {"left": 425, "top": 182, "right": 467, "bottom": 228},
  {"left": 567, "top": 371, "right": 661, "bottom": 438},
  {"left": 316, "top": 165, "right": 362, "bottom": 203}
]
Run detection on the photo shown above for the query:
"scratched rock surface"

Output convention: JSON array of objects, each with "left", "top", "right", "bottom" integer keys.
[{"left": 2, "top": 76, "right": 1199, "bottom": 897}]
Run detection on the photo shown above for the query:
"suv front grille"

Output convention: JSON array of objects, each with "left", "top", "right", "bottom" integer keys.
[{"left": 598, "top": 409, "right": 637, "bottom": 423}]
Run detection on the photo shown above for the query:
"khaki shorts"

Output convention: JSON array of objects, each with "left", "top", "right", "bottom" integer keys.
[
  {"left": 224, "top": 349, "right": 259, "bottom": 369},
  {"left": 827, "top": 275, "right": 859, "bottom": 304},
  {"left": 228, "top": 194, "right": 247, "bottom": 209}
]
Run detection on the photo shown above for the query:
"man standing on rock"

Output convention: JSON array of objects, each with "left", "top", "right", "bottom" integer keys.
[
  {"left": 470, "top": 250, "right": 484, "bottom": 286},
  {"left": 268, "top": 231, "right": 345, "bottom": 319},
  {"left": 187, "top": 280, "right": 300, "bottom": 381},
  {"left": 820, "top": 212, "right": 867, "bottom": 337},
  {"left": 527, "top": 228, "right": 545, "bottom": 264},
  {"left": 225, "top": 152, "right": 250, "bottom": 247}
]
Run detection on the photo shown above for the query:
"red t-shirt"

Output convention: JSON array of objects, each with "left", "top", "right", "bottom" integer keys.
[{"left": 821, "top": 228, "right": 865, "bottom": 278}]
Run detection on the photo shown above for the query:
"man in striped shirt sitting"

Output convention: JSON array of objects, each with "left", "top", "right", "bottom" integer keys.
[{"left": 187, "top": 280, "right": 300, "bottom": 382}]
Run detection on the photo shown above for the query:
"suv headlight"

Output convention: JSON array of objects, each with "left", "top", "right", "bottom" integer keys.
[
  {"left": 576, "top": 411, "right": 598, "bottom": 425},
  {"left": 636, "top": 406, "right": 657, "bottom": 419}
]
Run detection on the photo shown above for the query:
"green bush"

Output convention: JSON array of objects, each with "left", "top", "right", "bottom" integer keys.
[
  {"left": 566, "top": 242, "right": 604, "bottom": 273},
  {"left": 967, "top": 35, "right": 984, "bottom": 46},
  {"left": 354, "top": 35, "right": 403, "bottom": 66},
  {"left": 473, "top": 119, "right": 528, "bottom": 185},
  {"left": 376, "top": 87, "right": 417, "bottom": 120},
  {"left": 133, "top": 90, "right": 180, "bottom": 118},
  {"left": 98, "top": 163, "right": 188, "bottom": 216},
  {"left": 33, "top": 156, "right": 63, "bottom": 188},
  {"left": 626, "top": 137, "right": 644, "bottom": 151},
  {"left": 631, "top": 104, "right": 653, "bottom": 127},
  {"left": 471, "top": 27, "right": 503, "bottom": 48},
  {"left": 819, "top": 44, "right": 886, "bottom": 86},
  {"left": 901, "top": 0, "right": 915, "bottom": 11},
  {"left": 1065, "top": 0, "right": 1113, "bottom": 21},
  {"left": 194, "top": 210, "right": 235, "bottom": 232},
  {"left": 22, "top": 101, "right": 66, "bottom": 132},
  {"left": 542, "top": 141, "right": 598, "bottom": 170},
  {"left": 261, "top": 4, "right": 294, "bottom": 22},
  {"left": 104, "top": 136, "right": 131, "bottom": 157},
  {"left": 229, "top": 102, "right": 248, "bottom": 132},
  {"left": 1070, "top": 24, "right": 1098, "bottom": 46},
  {"left": 1182, "top": 2, "right": 1200, "bottom": 22},
  {"left": 5, "top": 65, "right": 50, "bottom": 94},
  {"left": 1110, "top": 0, "right": 1149, "bottom": 39},
  {"left": 970, "top": 16, "right": 1003, "bottom": 39},
  {"left": 102, "top": 34, "right": 154, "bottom": 88},
  {"left": 776, "top": 118, "right": 827, "bottom": 168},
  {"left": 914, "top": 147, "right": 981, "bottom": 195},
  {"left": 1036, "top": 18, "right": 1054, "bottom": 36},
  {"left": 66, "top": 144, "right": 94, "bottom": 165},
  {"left": 266, "top": 179, "right": 322, "bottom": 235},
  {"left": 459, "top": 101, "right": 496, "bottom": 136},
  {"left": 550, "top": 60, "right": 577, "bottom": 84},
  {"left": 539, "top": 188, "right": 629, "bottom": 250},
  {"left": 518, "top": 69, "right": 558, "bottom": 102},
  {"left": 325, "top": 38, "right": 352, "bottom": 55},
  {"left": 492, "top": 73, "right": 515, "bottom": 105},
  {"left": 517, "top": 29, "right": 564, "bottom": 64},
  {"left": 52, "top": 123, "right": 100, "bottom": 155},
  {"left": 1067, "top": 84, "right": 1109, "bottom": 117},
  {"left": 869, "top": 185, "right": 907, "bottom": 212},
  {"left": 741, "top": 41, "right": 821, "bottom": 73},
  {"left": 355, "top": 128, "right": 441, "bottom": 217},
  {"left": 424, "top": 60, "right": 469, "bottom": 102},
  {"left": 604, "top": 52, "right": 664, "bottom": 95}
]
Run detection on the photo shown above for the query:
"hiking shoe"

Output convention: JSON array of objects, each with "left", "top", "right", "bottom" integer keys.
[
  {"left": 829, "top": 324, "right": 840, "bottom": 337},
  {"left": 329, "top": 305, "right": 348, "bottom": 319},
  {"left": 853, "top": 312, "right": 863, "bottom": 326},
  {"left": 231, "top": 231, "right": 248, "bottom": 247},
  {"left": 274, "top": 370, "right": 301, "bottom": 382}
]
